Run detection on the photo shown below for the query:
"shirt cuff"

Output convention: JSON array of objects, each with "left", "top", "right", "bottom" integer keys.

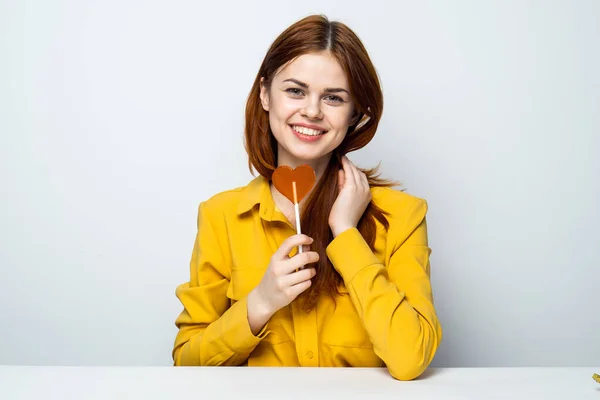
[
  {"left": 326, "top": 227, "right": 381, "bottom": 283},
  {"left": 220, "top": 296, "right": 269, "bottom": 353}
]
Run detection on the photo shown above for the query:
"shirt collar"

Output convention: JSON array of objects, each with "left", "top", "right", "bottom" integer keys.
[{"left": 236, "top": 175, "right": 278, "bottom": 221}]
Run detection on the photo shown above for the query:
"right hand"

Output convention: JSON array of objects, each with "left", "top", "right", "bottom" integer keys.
[{"left": 248, "top": 234, "right": 318, "bottom": 330}]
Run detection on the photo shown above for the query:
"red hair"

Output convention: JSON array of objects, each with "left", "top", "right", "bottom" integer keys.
[{"left": 244, "top": 15, "right": 398, "bottom": 310}]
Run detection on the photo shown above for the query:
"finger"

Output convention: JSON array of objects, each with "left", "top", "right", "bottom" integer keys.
[
  {"left": 359, "top": 169, "right": 369, "bottom": 191},
  {"left": 300, "top": 242, "right": 310, "bottom": 255},
  {"left": 338, "top": 169, "right": 345, "bottom": 191},
  {"left": 342, "top": 156, "right": 356, "bottom": 187},
  {"left": 273, "top": 234, "right": 313, "bottom": 260},
  {"left": 348, "top": 158, "right": 369, "bottom": 192},
  {"left": 285, "top": 279, "right": 312, "bottom": 300},
  {"left": 284, "top": 251, "right": 320, "bottom": 273},
  {"left": 282, "top": 267, "right": 316, "bottom": 287},
  {"left": 348, "top": 158, "right": 363, "bottom": 189}
]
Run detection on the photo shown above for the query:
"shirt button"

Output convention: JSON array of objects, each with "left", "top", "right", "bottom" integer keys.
[{"left": 306, "top": 351, "right": 314, "bottom": 359}]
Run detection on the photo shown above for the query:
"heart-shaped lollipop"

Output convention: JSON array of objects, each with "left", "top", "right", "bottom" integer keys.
[
  {"left": 272, "top": 164, "right": 316, "bottom": 255},
  {"left": 272, "top": 164, "right": 316, "bottom": 204}
]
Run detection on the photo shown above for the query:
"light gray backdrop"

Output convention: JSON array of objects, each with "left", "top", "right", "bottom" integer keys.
[{"left": 1, "top": 0, "right": 598, "bottom": 367}]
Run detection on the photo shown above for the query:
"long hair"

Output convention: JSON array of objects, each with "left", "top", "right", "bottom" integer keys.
[{"left": 244, "top": 15, "right": 398, "bottom": 310}]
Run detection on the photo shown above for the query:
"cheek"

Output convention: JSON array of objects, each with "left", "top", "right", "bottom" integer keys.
[
  {"left": 327, "top": 108, "right": 354, "bottom": 129},
  {"left": 270, "top": 96, "right": 300, "bottom": 120},
  {"left": 268, "top": 100, "right": 297, "bottom": 138}
]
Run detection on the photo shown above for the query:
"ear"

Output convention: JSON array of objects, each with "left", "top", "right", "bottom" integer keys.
[{"left": 259, "top": 77, "right": 270, "bottom": 112}]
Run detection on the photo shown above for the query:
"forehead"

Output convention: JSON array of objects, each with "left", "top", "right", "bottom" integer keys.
[{"left": 274, "top": 52, "right": 349, "bottom": 88}]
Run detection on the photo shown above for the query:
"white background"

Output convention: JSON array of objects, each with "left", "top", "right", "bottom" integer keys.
[{"left": 1, "top": 0, "right": 598, "bottom": 367}]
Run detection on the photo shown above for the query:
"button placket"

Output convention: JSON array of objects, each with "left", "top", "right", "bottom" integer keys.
[{"left": 291, "top": 300, "right": 319, "bottom": 367}]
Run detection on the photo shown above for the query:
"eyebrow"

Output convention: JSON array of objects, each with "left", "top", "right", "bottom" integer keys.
[{"left": 282, "top": 78, "right": 349, "bottom": 95}]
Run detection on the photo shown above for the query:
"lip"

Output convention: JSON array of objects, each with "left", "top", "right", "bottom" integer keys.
[
  {"left": 289, "top": 124, "right": 325, "bottom": 142},
  {"left": 290, "top": 122, "right": 328, "bottom": 132}
]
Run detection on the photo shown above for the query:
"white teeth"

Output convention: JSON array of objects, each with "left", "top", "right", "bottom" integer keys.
[{"left": 292, "top": 125, "right": 325, "bottom": 136}]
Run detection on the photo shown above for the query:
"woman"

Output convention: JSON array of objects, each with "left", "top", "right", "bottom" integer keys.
[{"left": 172, "top": 14, "right": 442, "bottom": 380}]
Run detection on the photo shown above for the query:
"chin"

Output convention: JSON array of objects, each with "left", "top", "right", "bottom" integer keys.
[{"left": 290, "top": 153, "right": 322, "bottom": 162}]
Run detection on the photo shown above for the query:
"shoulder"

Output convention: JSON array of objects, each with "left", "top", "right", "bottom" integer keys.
[
  {"left": 370, "top": 186, "right": 428, "bottom": 235},
  {"left": 192, "top": 186, "right": 246, "bottom": 232},
  {"left": 371, "top": 186, "right": 427, "bottom": 219},
  {"left": 202, "top": 186, "right": 247, "bottom": 213},
  {"left": 196, "top": 176, "right": 264, "bottom": 223}
]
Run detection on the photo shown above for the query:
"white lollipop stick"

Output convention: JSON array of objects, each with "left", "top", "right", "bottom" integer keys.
[{"left": 292, "top": 181, "right": 303, "bottom": 254}]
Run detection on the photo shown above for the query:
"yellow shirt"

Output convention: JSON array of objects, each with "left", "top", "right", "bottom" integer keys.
[{"left": 173, "top": 176, "right": 442, "bottom": 380}]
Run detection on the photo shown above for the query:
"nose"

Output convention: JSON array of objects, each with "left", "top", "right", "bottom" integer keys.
[{"left": 300, "top": 96, "right": 323, "bottom": 120}]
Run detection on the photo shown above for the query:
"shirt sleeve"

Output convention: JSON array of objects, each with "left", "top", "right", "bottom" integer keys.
[
  {"left": 325, "top": 198, "right": 442, "bottom": 380},
  {"left": 172, "top": 202, "right": 268, "bottom": 366}
]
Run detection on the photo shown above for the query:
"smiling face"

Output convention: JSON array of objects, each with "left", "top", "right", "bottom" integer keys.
[{"left": 260, "top": 51, "right": 359, "bottom": 171}]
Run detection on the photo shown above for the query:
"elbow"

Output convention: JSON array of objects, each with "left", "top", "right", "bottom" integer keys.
[
  {"left": 387, "top": 359, "right": 429, "bottom": 381},
  {"left": 387, "top": 347, "right": 438, "bottom": 380},
  {"left": 387, "top": 321, "right": 442, "bottom": 381},
  {"left": 172, "top": 347, "right": 184, "bottom": 366},
  {"left": 172, "top": 342, "right": 201, "bottom": 366}
]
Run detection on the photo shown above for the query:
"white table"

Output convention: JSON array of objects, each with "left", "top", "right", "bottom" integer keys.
[{"left": 1, "top": 366, "right": 599, "bottom": 399}]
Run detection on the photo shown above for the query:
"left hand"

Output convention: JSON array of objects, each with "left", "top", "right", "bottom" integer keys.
[{"left": 328, "top": 155, "right": 372, "bottom": 238}]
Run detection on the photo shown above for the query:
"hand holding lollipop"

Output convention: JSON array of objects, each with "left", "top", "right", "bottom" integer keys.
[{"left": 246, "top": 165, "right": 318, "bottom": 332}]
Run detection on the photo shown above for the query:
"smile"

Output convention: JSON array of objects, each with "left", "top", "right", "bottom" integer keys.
[
  {"left": 289, "top": 125, "right": 328, "bottom": 142},
  {"left": 290, "top": 125, "right": 326, "bottom": 136}
]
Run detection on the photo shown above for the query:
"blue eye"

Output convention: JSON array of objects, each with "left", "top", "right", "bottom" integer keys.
[
  {"left": 325, "top": 95, "right": 343, "bottom": 103},
  {"left": 286, "top": 88, "right": 304, "bottom": 96}
]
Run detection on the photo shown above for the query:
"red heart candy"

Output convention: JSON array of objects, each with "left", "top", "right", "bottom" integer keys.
[{"left": 272, "top": 165, "right": 316, "bottom": 204}]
